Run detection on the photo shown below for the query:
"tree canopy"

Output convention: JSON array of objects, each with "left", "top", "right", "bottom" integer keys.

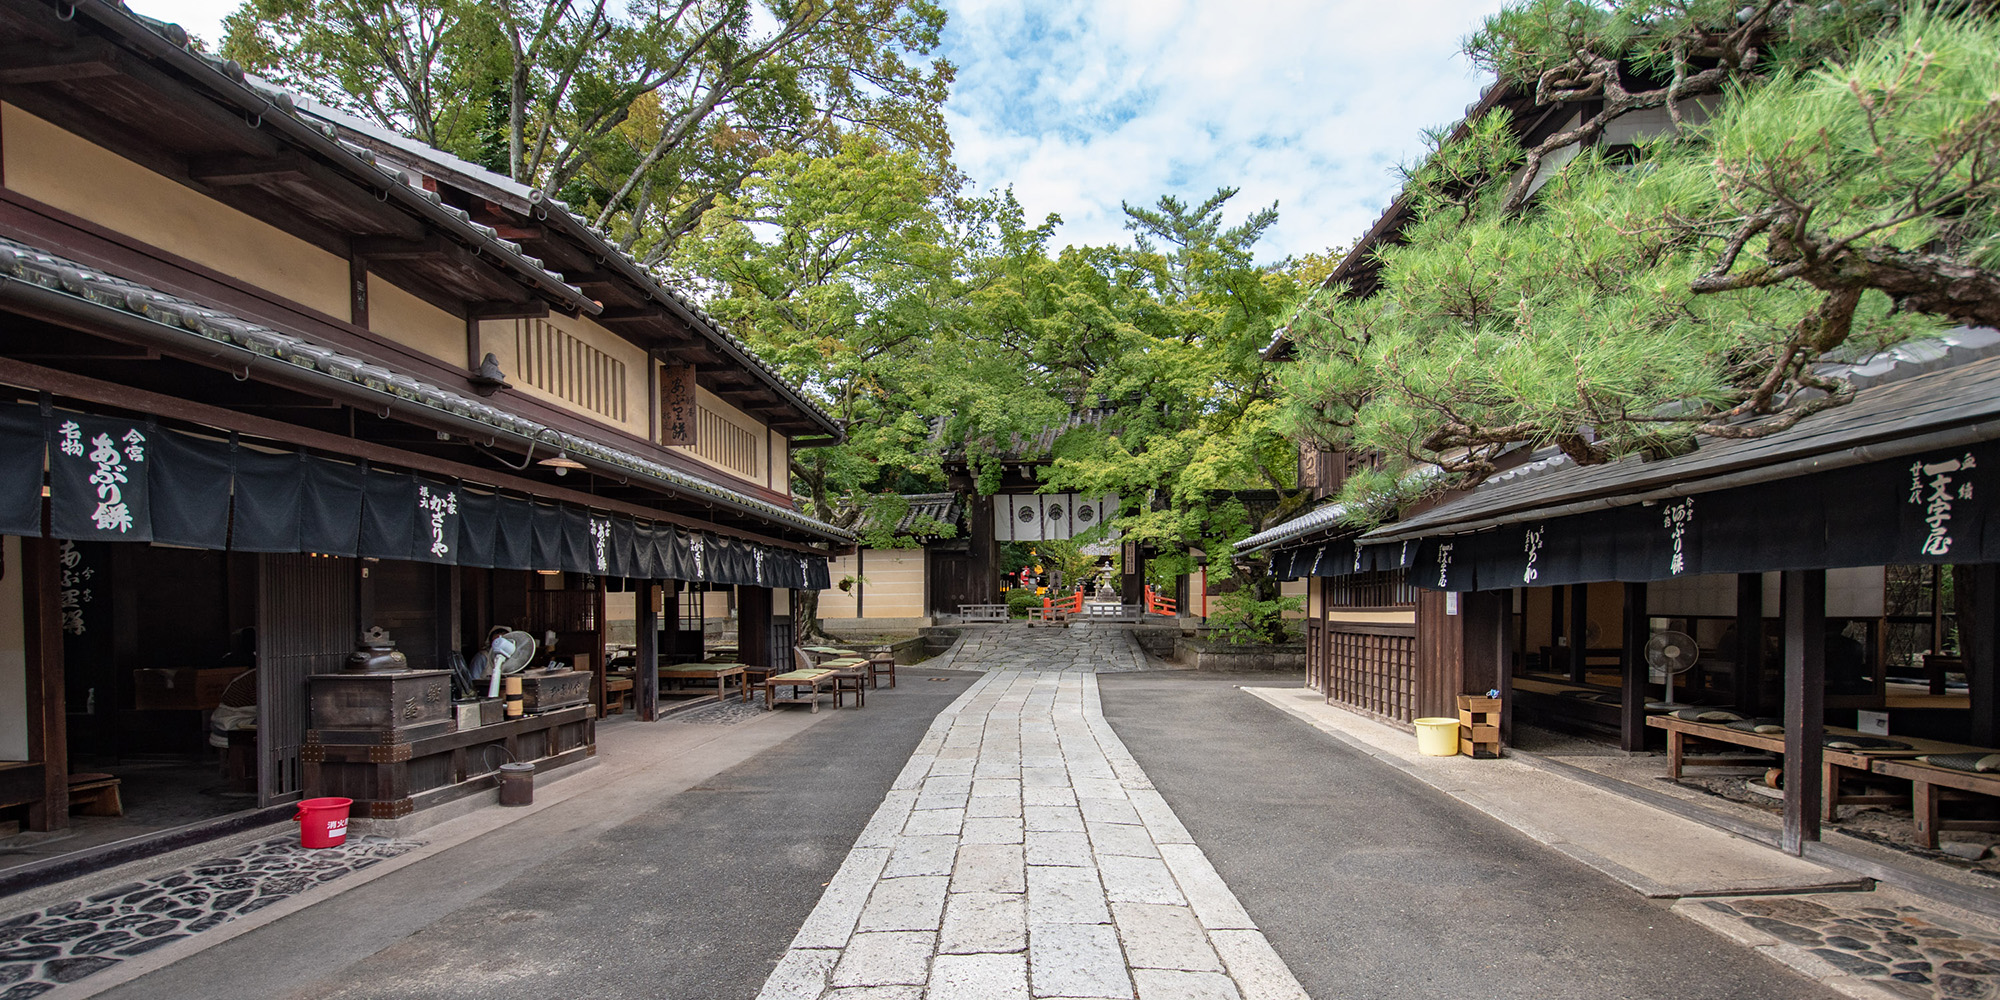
[
  {"left": 1279, "top": 1, "right": 2000, "bottom": 521},
  {"left": 223, "top": 0, "right": 954, "bottom": 263}
]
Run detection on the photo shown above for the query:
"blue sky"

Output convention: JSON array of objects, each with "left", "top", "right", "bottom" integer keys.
[{"left": 135, "top": 0, "right": 1508, "bottom": 264}]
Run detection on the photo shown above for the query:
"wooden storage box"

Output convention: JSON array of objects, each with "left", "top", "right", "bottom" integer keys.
[
  {"left": 308, "top": 670, "right": 456, "bottom": 744},
  {"left": 521, "top": 669, "right": 591, "bottom": 714},
  {"left": 133, "top": 668, "right": 243, "bottom": 711}
]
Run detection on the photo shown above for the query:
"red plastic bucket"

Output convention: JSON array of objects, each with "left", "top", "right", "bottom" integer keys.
[{"left": 294, "top": 797, "right": 353, "bottom": 849}]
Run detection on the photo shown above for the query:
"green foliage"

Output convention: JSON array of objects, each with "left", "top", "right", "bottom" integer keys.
[
  {"left": 1205, "top": 586, "right": 1301, "bottom": 646},
  {"left": 223, "top": 0, "right": 953, "bottom": 261},
  {"left": 1004, "top": 586, "right": 1038, "bottom": 619},
  {"left": 1281, "top": 3, "right": 2000, "bottom": 517}
]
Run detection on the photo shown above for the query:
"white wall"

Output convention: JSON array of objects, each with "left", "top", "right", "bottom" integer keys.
[{"left": 1650, "top": 567, "right": 1886, "bottom": 619}]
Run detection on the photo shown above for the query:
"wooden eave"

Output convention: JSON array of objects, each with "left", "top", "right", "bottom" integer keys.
[{"left": 0, "top": 0, "right": 586, "bottom": 322}]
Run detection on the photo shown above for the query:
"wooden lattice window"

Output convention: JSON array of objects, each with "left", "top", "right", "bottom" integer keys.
[
  {"left": 1324, "top": 570, "right": 1416, "bottom": 609},
  {"left": 515, "top": 319, "right": 628, "bottom": 421},
  {"left": 1325, "top": 629, "right": 1419, "bottom": 723},
  {"left": 695, "top": 405, "right": 760, "bottom": 479}
]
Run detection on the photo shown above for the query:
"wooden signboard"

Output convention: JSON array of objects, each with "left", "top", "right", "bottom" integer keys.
[{"left": 661, "top": 363, "right": 697, "bottom": 447}]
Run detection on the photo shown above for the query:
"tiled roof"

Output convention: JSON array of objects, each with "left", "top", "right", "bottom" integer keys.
[
  {"left": 0, "top": 236, "right": 853, "bottom": 543},
  {"left": 872, "top": 493, "right": 962, "bottom": 538},
  {"left": 1238, "top": 328, "right": 2000, "bottom": 556}
]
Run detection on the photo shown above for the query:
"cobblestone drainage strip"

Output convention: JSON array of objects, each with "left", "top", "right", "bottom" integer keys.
[
  {"left": 1687, "top": 894, "right": 2000, "bottom": 999},
  {"left": 0, "top": 834, "right": 417, "bottom": 998}
]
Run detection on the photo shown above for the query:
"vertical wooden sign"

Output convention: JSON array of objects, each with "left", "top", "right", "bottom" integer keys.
[{"left": 661, "top": 363, "right": 697, "bottom": 446}]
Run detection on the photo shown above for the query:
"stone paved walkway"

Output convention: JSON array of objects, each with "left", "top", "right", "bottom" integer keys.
[
  {"left": 1677, "top": 888, "right": 2000, "bottom": 1000},
  {"left": 928, "top": 624, "right": 1154, "bottom": 674},
  {"left": 755, "top": 668, "right": 1307, "bottom": 1000},
  {"left": 0, "top": 835, "right": 415, "bottom": 998}
]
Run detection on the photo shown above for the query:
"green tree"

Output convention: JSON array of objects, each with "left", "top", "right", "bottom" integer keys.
[
  {"left": 223, "top": 0, "right": 954, "bottom": 261},
  {"left": 1279, "top": 3, "right": 2000, "bottom": 520}
]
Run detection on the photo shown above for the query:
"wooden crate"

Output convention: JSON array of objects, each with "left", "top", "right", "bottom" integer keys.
[{"left": 1456, "top": 695, "right": 1501, "bottom": 758}]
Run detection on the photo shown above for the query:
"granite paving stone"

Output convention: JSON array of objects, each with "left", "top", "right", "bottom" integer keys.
[{"left": 755, "top": 633, "right": 1307, "bottom": 1000}]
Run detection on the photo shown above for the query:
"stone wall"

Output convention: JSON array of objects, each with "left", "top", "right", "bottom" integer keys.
[{"left": 1175, "top": 635, "right": 1307, "bottom": 673}]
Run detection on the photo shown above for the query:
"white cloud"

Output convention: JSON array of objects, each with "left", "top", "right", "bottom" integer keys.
[
  {"left": 938, "top": 0, "right": 1510, "bottom": 262},
  {"left": 129, "top": 0, "right": 1507, "bottom": 264}
]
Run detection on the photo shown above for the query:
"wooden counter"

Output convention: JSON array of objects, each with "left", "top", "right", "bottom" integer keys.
[{"left": 301, "top": 706, "right": 594, "bottom": 819}]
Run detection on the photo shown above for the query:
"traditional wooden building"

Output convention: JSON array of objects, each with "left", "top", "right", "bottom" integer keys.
[{"left": 0, "top": 0, "right": 843, "bottom": 862}]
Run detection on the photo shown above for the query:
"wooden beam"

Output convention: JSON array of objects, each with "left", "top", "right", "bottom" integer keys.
[
  {"left": 1567, "top": 584, "right": 1589, "bottom": 684},
  {"left": 1782, "top": 569, "right": 1826, "bottom": 855},
  {"left": 1961, "top": 564, "right": 1998, "bottom": 747},
  {"left": 739, "top": 586, "right": 774, "bottom": 671},
  {"left": 468, "top": 300, "right": 548, "bottom": 320},
  {"left": 22, "top": 537, "right": 67, "bottom": 832},
  {"left": 596, "top": 307, "right": 661, "bottom": 324},
  {"left": 0, "top": 39, "right": 119, "bottom": 84},
  {"left": 1620, "top": 582, "right": 1648, "bottom": 753},
  {"left": 189, "top": 151, "right": 312, "bottom": 187},
  {"left": 636, "top": 580, "right": 660, "bottom": 722},
  {"left": 353, "top": 234, "right": 450, "bottom": 260}
]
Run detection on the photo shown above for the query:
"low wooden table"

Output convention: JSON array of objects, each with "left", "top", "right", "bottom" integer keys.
[
  {"left": 831, "top": 666, "right": 868, "bottom": 708},
  {"left": 661, "top": 662, "right": 749, "bottom": 704},
  {"left": 1870, "top": 757, "right": 2000, "bottom": 848},
  {"left": 1648, "top": 715, "right": 1950, "bottom": 820},
  {"left": 603, "top": 673, "right": 635, "bottom": 715},
  {"left": 763, "top": 668, "right": 836, "bottom": 712}
]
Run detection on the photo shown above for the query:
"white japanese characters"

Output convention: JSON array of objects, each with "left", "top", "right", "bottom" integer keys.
[
  {"left": 81, "top": 425, "right": 144, "bottom": 533},
  {"left": 1661, "top": 498, "right": 1694, "bottom": 575},
  {"left": 417, "top": 485, "right": 457, "bottom": 559},
  {"left": 1521, "top": 526, "right": 1545, "bottom": 584},
  {"left": 1909, "top": 452, "right": 1977, "bottom": 556},
  {"left": 1435, "top": 541, "right": 1455, "bottom": 588},
  {"left": 589, "top": 518, "right": 611, "bottom": 573}
]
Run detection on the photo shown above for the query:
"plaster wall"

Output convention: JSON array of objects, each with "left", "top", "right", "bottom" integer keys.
[{"left": 1, "top": 103, "right": 350, "bottom": 320}]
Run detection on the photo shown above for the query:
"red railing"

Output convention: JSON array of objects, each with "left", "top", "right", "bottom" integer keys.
[{"left": 1144, "top": 586, "right": 1177, "bottom": 617}]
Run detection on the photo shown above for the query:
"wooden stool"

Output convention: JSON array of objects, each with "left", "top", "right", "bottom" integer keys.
[
  {"left": 68, "top": 773, "right": 123, "bottom": 817},
  {"left": 603, "top": 675, "right": 635, "bottom": 716},
  {"left": 867, "top": 654, "right": 897, "bottom": 689}
]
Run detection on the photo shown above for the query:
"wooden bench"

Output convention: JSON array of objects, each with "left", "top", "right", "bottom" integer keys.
[
  {"left": 602, "top": 674, "right": 635, "bottom": 715},
  {"left": 661, "top": 663, "right": 749, "bottom": 704},
  {"left": 1870, "top": 757, "right": 2000, "bottom": 848},
  {"left": 67, "top": 773, "right": 123, "bottom": 817},
  {"left": 763, "top": 668, "right": 836, "bottom": 713},
  {"left": 1648, "top": 715, "right": 1956, "bottom": 821},
  {"left": 959, "top": 604, "right": 1011, "bottom": 623}
]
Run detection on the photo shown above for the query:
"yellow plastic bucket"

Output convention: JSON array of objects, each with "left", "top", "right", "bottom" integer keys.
[{"left": 1414, "top": 718, "right": 1460, "bottom": 757}]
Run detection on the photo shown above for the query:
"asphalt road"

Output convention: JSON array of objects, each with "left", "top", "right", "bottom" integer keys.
[
  {"left": 95, "top": 669, "right": 981, "bottom": 1000},
  {"left": 1096, "top": 671, "right": 1840, "bottom": 1000}
]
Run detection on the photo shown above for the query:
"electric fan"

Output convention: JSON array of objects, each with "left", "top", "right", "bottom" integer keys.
[{"left": 1644, "top": 630, "right": 1700, "bottom": 711}]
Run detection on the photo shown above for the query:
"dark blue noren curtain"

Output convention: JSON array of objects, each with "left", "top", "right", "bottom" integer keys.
[
  {"left": 456, "top": 490, "right": 497, "bottom": 569},
  {"left": 148, "top": 429, "right": 231, "bottom": 549},
  {"left": 48, "top": 412, "right": 152, "bottom": 543},
  {"left": 560, "top": 506, "right": 593, "bottom": 575},
  {"left": 358, "top": 468, "right": 418, "bottom": 560},
  {"left": 0, "top": 403, "right": 44, "bottom": 537},
  {"left": 229, "top": 446, "right": 302, "bottom": 553},
  {"left": 299, "top": 455, "right": 362, "bottom": 557},
  {"left": 529, "top": 502, "right": 564, "bottom": 571},
  {"left": 492, "top": 495, "right": 535, "bottom": 571},
  {"left": 610, "top": 517, "right": 638, "bottom": 579}
]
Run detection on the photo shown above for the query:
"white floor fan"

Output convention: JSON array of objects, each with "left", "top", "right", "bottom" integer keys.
[{"left": 1644, "top": 630, "right": 1700, "bottom": 711}]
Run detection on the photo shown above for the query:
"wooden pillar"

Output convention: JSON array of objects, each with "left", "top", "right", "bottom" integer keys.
[
  {"left": 435, "top": 564, "right": 461, "bottom": 678},
  {"left": 1960, "top": 564, "right": 1999, "bottom": 747},
  {"left": 1501, "top": 590, "right": 1518, "bottom": 745},
  {"left": 1548, "top": 586, "right": 1564, "bottom": 663},
  {"left": 965, "top": 492, "right": 999, "bottom": 605},
  {"left": 1462, "top": 591, "right": 1512, "bottom": 743},
  {"left": 1782, "top": 569, "right": 1827, "bottom": 855},
  {"left": 662, "top": 580, "right": 683, "bottom": 662},
  {"left": 22, "top": 537, "right": 67, "bottom": 832},
  {"left": 1735, "top": 573, "right": 1763, "bottom": 715},
  {"left": 739, "top": 586, "right": 774, "bottom": 670},
  {"left": 1567, "top": 584, "right": 1589, "bottom": 683},
  {"left": 635, "top": 580, "right": 660, "bottom": 722},
  {"left": 1620, "top": 582, "right": 1649, "bottom": 752}
]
